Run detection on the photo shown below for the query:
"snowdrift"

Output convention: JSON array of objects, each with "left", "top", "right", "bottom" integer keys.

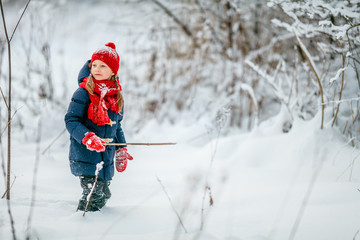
[{"left": 1, "top": 113, "right": 360, "bottom": 240}]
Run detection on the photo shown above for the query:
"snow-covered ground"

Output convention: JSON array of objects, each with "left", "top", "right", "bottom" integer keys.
[
  {"left": 1, "top": 1, "right": 360, "bottom": 240},
  {"left": 1, "top": 111, "right": 360, "bottom": 240}
]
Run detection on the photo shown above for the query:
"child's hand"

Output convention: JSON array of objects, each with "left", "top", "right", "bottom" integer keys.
[
  {"left": 115, "top": 148, "right": 133, "bottom": 172},
  {"left": 82, "top": 132, "right": 106, "bottom": 152}
]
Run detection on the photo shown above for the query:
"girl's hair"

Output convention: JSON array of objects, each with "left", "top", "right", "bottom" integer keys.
[{"left": 86, "top": 74, "right": 124, "bottom": 112}]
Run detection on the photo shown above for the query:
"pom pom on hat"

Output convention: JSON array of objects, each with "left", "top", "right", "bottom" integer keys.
[
  {"left": 91, "top": 42, "right": 120, "bottom": 74},
  {"left": 105, "top": 42, "right": 116, "bottom": 50}
]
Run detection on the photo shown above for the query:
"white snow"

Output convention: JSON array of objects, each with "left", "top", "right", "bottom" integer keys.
[
  {"left": 95, "top": 161, "right": 104, "bottom": 177},
  {"left": 94, "top": 46, "right": 118, "bottom": 60},
  {"left": 1, "top": 113, "right": 360, "bottom": 240},
  {"left": 1, "top": 1, "right": 359, "bottom": 240},
  {"left": 98, "top": 84, "right": 112, "bottom": 99}
]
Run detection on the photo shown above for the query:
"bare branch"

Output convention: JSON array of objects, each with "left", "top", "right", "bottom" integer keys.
[
  {"left": 156, "top": 175, "right": 187, "bottom": 233},
  {"left": 41, "top": 128, "right": 66, "bottom": 155},
  {"left": 240, "top": 83, "right": 259, "bottom": 127},
  {"left": 293, "top": 30, "right": 325, "bottom": 129},
  {"left": 152, "top": 0, "right": 195, "bottom": 43},
  {"left": 0, "top": 86, "right": 8, "bottom": 109},
  {"left": 10, "top": 0, "right": 31, "bottom": 42},
  {"left": 0, "top": 0, "right": 13, "bottom": 203},
  {"left": 346, "top": 23, "right": 360, "bottom": 89},
  {"left": 288, "top": 151, "right": 327, "bottom": 240},
  {"left": 1, "top": 175, "right": 15, "bottom": 199},
  {"left": 0, "top": 106, "right": 22, "bottom": 138},
  {"left": 83, "top": 162, "right": 104, "bottom": 216},
  {"left": 195, "top": 0, "right": 226, "bottom": 52},
  {"left": 26, "top": 118, "right": 42, "bottom": 239},
  {"left": 332, "top": 41, "right": 346, "bottom": 127},
  {"left": 0, "top": 0, "right": 31, "bottom": 204},
  {"left": 349, "top": 56, "right": 360, "bottom": 65},
  {"left": 104, "top": 142, "right": 176, "bottom": 146}
]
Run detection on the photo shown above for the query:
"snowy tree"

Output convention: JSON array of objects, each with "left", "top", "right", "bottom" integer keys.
[{"left": 268, "top": 0, "right": 360, "bottom": 143}]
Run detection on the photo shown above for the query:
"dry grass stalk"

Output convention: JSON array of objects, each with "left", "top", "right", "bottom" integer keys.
[
  {"left": 156, "top": 175, "right": 188, "bottom": 234},
  {"left": 293, "top": 30, "right": 325, "bottom": 129},
  {"left": 332, "top": 41, "right": 345, "bottom": 127}
]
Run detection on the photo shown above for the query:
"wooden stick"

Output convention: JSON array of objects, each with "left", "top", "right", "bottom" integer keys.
[
  {"left": 83, "top": 174, "right": 99, "bottom": 216},
  {"left": 83, "top": 162, "right": 104, "bottom": 216},
  {"left": 105, "top": 142, "right": 176, "bottom": 146}
]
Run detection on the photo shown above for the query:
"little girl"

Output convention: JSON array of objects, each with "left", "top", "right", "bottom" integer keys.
[{"left": 65, "top": 42, "right": 133, "bottom": 212}]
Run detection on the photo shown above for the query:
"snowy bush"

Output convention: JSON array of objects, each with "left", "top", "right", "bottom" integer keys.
[
  {"left": 268, "top": 0, "right": 360, "bottom": 144},
  {"left": 124, "top": 0, "right": 279, "bottom": 133},
  {"left": 122, "top": 0, "right": 360, "bottom": 143},
  {"left": 0, "top": 0, "right": 359, "bottom": 145}
]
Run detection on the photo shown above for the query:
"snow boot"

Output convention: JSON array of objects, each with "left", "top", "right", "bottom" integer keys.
[
  {"left": 77, "top": 176, "right": 107, "bottom": 212},
  {"left": 103, "top": 181, "right": 112, "bottom": 201}
]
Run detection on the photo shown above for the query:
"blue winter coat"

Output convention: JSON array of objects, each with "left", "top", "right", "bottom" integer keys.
[{"left": 64, "top": 60, "right": 126, "bottom": 181}]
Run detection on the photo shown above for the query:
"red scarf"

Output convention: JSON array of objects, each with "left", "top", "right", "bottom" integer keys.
[{"left": 80, "top": 77, "right": 121, "bottom": 126}]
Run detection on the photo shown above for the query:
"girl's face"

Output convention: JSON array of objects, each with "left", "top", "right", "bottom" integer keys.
[{"left": 91, "top": 60, "right": 114, "bottom": 80}]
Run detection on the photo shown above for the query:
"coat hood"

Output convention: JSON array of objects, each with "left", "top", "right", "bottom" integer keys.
[{"left": 78, "top": 60, "right": 91, "bottom": 85}]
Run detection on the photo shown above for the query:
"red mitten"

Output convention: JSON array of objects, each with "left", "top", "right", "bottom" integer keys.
[
  {"left": 115, "top": 148, "right": 133, "bottom": 172},
  {"left": 82, "top": 132, "right": 106, "bottom": 152}
]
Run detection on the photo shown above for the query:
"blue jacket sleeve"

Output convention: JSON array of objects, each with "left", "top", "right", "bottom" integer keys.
[
  {"left": 115, "top": 108, "right": 127, "bottom": 149},
  {"left": 78, "top": 60, "right": 91, "bottom": 85},
  {"left": 64, "top": 87, "right": 91, "bottom": 144}
]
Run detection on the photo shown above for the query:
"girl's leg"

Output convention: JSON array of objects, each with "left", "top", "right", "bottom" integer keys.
[
  {"left": 77, "top": 176, "right": 107, "bottom": 212},
  {"left": 103, "top": 181, "right": 112, "bottom": 201}
]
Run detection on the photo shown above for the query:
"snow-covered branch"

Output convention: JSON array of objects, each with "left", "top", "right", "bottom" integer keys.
[
  {"left": 245, "top": 59, "right": 286, "bottom": 103},
  {"left": 293, "top": 29, "right": 325, "bottom": 129}
]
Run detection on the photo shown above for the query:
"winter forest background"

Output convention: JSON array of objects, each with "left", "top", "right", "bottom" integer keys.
[{"left": 1, "top": 0, "right": 360, "bottom": 240}]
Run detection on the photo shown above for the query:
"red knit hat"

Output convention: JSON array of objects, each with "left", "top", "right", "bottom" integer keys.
[{"left": 91, "top": 42, "right": 120, "bottom": 74}]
